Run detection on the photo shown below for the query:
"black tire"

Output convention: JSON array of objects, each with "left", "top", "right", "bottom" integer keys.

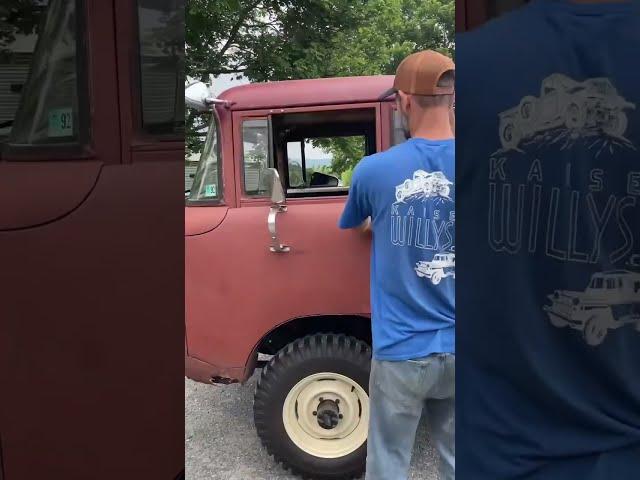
[
  {"left": 565, "top": 102, "right": 586, "bottom": 130},
  {"left": 499, "top": 119, "right": 521, "bottom": 150},
  {"left": 584, "top": 315, "right": 607, "bottom": 346},
  {"left": 254, "top": 333, "right": 371, "bottom": 480}
]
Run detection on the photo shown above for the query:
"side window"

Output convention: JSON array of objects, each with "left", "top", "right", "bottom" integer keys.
[
  {"left": 2, "top": 0, "right": 87, "bottom": 148},
  {"left": 242, "top": 119, "right": 270, "bottom": 196},
  {"left": 136, "top": 0, "right": 184, "bottom": 136},
  {"left": 273, "top": 107, "right": 376, "bottom": 197},
  {"left": 286, "top": 136, "right": 366, "bottom": 189},
  {"left": 188, "top": 114, "right": 221, "bottom": 202},
  {"left": 185, "top": 111, "right": 208, "bottom": 193}
]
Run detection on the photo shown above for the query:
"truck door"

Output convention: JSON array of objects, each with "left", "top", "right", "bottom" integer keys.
[
  {"left": 185, "top": 103, "right": 390, "bottom": 371},
  {"left": 1, "top": 0, "right": 184, "bottom": 477}
]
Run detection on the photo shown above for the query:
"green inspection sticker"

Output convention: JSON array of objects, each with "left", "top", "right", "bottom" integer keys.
[
  {"left": 204, "top": 184, "right": 217, "bottom": 197},
  {"left": 48, "top": 108, "right": 73, "bottom": 138}
]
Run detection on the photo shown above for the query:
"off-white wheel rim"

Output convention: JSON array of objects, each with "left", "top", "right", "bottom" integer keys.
[{"left": 282, "top": 372, "right": 369, "bottom": 459}]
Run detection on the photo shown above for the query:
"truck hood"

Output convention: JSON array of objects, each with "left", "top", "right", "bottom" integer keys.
[{"left": 185, "top": 206, "right": 229, "bottom": 236}]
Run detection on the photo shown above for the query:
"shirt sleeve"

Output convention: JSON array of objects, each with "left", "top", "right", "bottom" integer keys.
[{"left": 339, "top": 161, "right": 372, "bottom": 229}]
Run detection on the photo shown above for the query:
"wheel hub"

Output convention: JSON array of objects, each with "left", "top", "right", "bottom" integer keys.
[
  {"left": 282, "top": 372, "right": 370, "bottom": 459},
  {"left": 316, "top": 399, "right": 341, "bottom": 430}
]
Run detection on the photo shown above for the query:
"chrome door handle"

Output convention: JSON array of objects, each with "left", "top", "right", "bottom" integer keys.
[{"left": 268, "top": 204, "right": 290, "bottom": 253}]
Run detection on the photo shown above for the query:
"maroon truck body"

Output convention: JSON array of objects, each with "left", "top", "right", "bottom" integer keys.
[
  {"left": 185, "top": 76, "right": 397, "bottom": 384},
  {"left": 1, "top": 1, "right": 183, "bottom": 478}
]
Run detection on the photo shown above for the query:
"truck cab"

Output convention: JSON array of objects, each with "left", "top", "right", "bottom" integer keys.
[
  {"left": 185, "top": 75, "right": 403, "bottom": 478},
  {"left": 545, "top": 270, "right": 640, "bottom": 346},
  {"left": 1, "top": 1, "right": 184, "bottom": 477}
]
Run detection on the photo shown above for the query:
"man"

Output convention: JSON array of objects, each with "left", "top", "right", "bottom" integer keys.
[
  {"left": 339, "top": 50, "right": 456, "bottom": 480},
  {"left": 456, "top": 1, "right": 640, "bottom": 479}
]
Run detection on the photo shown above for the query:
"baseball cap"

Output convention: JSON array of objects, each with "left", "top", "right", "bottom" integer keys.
[{"left": 380, "top": 50, "right": 455, "bottom": 100}]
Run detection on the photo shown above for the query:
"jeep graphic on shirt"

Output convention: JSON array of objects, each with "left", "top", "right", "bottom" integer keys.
[
  {"left": 393, "top": 169, "right": 455, "bottom": 284},
  {"left": 488, "top": 74, "right": 639, "bottom": 346}
]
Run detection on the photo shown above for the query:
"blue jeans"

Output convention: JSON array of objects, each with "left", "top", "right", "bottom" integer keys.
[{"left": 365, "top": 353, "right": 455, "bottom": 480}]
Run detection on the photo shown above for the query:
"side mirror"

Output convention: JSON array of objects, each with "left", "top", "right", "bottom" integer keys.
[
  {"left": 185, "top": 81, "right": 213, "bottom": 112},
  {"left": 265, "top": 168, "right": 286, "bottom": 204}
]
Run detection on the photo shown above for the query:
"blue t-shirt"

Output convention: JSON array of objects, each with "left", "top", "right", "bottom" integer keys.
[
  {"left": 339, "top": 137, "right": 455, "bottom": 361},
  {"left": 457, "top": 1, "right": 640, "bottom": 479}
]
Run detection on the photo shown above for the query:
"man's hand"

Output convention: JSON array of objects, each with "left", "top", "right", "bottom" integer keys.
[{"left": 359, "top": 217, "right": 372, "bottom": 233}]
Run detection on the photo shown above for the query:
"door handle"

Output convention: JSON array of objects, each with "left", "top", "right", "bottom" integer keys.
[{"left": 268, "top": 204, "right": 290, "bottom": 253}]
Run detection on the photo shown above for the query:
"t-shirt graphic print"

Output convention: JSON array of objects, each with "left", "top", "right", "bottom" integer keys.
[
  {"left": 457, "top": 1, "right": 640, "bottom": 479},
  {"left": 491, "top": 73, "right": 639, "bottom": 347},
  {"left": 339, "top": 137, "right": 455, "bottom": 361},
  {"left": 392, "top": 169, "right": 455, "bottom": 286}
]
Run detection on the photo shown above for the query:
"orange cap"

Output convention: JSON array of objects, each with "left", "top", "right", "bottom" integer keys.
[{"left": 380, "top": 50, "right": 455, "bottom": 99}]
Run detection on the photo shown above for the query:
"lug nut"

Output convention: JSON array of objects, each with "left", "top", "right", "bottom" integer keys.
[
  {"left": 313, "top": 411, "right": 317, "bottom": 416},
  {"left": 319, "top": 397, "right": 324, "bottom": 402},
  {"left": 339, "top": 414, "right": 343, "bottom": 419},
  {"left": 335, "top": 399, "right": 340, "bottom": 404}
]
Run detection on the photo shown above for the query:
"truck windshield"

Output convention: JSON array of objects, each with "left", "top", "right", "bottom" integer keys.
[
  {"left": 188, "top": 112, "right": 221, "bottom": 202},
  {"left": 4, "top": 0, "right": 86, "bottom": 147}
]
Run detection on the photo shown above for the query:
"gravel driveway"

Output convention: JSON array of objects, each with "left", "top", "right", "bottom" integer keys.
[{"left": 185, "top": 375, "right": 439, "bottom": 479}]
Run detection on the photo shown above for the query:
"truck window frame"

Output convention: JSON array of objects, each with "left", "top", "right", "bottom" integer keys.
[
  {"left": 239, "top": 117, "right": 270, "bottom": 198},
  {"left": 233, "top": 103, "right": 383, "bottom": 207},
  {"left": 0, "top": 0, "right": 92, "bottom": 161},
  {"left": 132, "top": 0, "right": 184, "bottom": 143},
  {"left": 185, "top": 110, "right": 224, "bottom": 206}
]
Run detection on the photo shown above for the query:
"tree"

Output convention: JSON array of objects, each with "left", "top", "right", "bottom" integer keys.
[
  {"left": 187, "top": 0, "right": 453, "bottom": 80},
  {"left": 0, "top": 1, "right": 45, "bottom": 60},
  {"left": 186, "top": 0, "right": 454, "bottom": 174}
]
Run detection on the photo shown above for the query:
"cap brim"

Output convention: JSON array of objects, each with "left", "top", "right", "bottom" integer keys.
[{"left": 378, "top": 87, "right": 397, "bottom": 101}]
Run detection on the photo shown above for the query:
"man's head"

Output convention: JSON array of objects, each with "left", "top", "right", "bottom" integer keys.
[{"left": 381, "top": 50, "right": 455, "bottom": 139}]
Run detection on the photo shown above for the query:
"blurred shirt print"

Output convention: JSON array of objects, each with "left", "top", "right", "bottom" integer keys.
[{"left": 457, "top": 1, "right": 640, "bottom": 479}]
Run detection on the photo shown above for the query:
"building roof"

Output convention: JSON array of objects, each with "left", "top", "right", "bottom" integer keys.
[{"left": 218, "top": 75, "right": 395, "bottom": 111}]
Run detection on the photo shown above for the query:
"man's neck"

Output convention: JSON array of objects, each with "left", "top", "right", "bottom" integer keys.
[{"left": 412, "top": 120, "right": 454, "bottom": 141}]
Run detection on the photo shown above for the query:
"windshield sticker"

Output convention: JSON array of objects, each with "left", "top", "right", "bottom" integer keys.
[
  {"left": 204, "top": 184, "right": 217, "bottom": 197},
  {"left": 48, "top": 108, "right": 73, "bottom": 137}
]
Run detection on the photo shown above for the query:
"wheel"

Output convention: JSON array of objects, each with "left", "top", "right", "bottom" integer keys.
[
  {"left": 603, "top": 111, "right": 628, "bottom": 137},
  {"left": 431, "top": 270, "right": 443, "bottom": 285},
  {"left": 565, "top": 102, "right": 586, "bottom": 129},
  {"left": 549, "top": 313, "right": 569, "bottom": 328},
  {"left": 584, "top": 315, "right": 608, "bottom": 346},
  {"left": 254, "top": 334, "right": 371, "bottom": 480},
  {"left": 499, "top": 119, "right": 521, "bottom": 150},
  {"left": 519, "top": 96, "right": 537, "bottom": 127}
]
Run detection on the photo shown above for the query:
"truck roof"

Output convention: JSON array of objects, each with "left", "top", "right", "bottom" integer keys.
[
  {"left": 595, "top": 270, "right": 639, "bottom": 277},
  {"left": 218, "top": 75, "right": 395, "bottom": 111}
]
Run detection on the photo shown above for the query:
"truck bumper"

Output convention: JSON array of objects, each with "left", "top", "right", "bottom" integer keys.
[{"left": 185, "top": 355, "right": 254, "bottom": 385}]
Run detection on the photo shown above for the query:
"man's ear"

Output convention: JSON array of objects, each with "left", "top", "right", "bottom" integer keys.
[{"left": 397, "top": 90, "right": 411, "bottom": 114}]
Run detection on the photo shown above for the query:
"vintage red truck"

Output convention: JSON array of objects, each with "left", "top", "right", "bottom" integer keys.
[
  {"left": 185, "top": 75, "right": 407, "bottom": 478},
  {"left": 1, "top": 1, "right": 184, "bottom": 478}
]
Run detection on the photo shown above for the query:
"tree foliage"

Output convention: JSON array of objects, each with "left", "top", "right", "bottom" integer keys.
[
  {"left": 186, "top": 0, "right": 454, "bottom": 174},
  {"left": 187, "top": 0, "right": 453, "bottom": 80}
]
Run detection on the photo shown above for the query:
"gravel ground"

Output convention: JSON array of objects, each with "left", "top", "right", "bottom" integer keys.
[{"left": 185, "top": 375, "right": 439, "bottom": 480}]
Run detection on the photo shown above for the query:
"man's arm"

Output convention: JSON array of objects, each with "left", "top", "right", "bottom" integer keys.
[
  {"left": 338, "top": 161, "right": 372, "bottom": 231},
  {"left": 359, "top": 217, "right": 372, "bottom": 233}
]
